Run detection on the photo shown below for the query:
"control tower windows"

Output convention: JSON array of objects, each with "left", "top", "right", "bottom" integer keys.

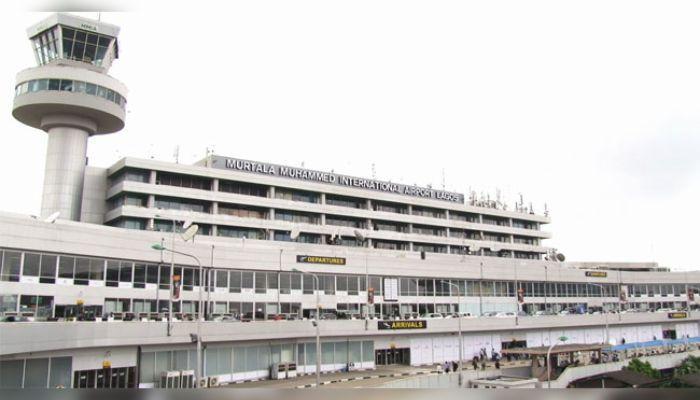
[
  {"left": 15, "top": 79, "right": 126, "bottom": 108},
  {"left": 30, "top": 26, "right": 59, "bottom": 65},
  {"left": 59, "top": 26, "right": 113, "bottom": 66}
]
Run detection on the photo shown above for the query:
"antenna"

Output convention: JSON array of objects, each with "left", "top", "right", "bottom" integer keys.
[
  {"left": 441, "top": 168, "right": 445, "bottom": 190},
  {"left": 173, "top": 146, "right": 180, "bottom": 164},
  {"left": 371, "top": 163, "right": 376, "bottom": 179}
]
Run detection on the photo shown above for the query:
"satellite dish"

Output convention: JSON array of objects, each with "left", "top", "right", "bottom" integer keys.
[
  {"left": 290, "top": 227, "right": 300, "bottom": 240},
  {"left": 354, "top": 230, "right": 365, "bottom": 242},
  {"left": 556, "top": 253, "right": 566, "bottom": 262},
  {"left": 182, "top": 219, "right": 194, "bottom": 229},
  {"left": 181, "top": 224, "right": 199, "bottom": 242},
  {"left": 44, "top": 211, "right": 60, "bottom": 224}
]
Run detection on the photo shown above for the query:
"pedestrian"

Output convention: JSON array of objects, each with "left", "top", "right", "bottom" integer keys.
[
  {"left": 481, "top": 360, "right": 486, "bottom": 370},
  {"left": 472, "top": 358, "right": 478, "bottom": 370},
  {"left": 452, "top": 361, "right": 458, "bottom": 372},
  {"left": 443, "top": 361, "right": 450, "bottom": 373},
  {"left": 495, "top": 360, "right": 500, "bottom": 369}
]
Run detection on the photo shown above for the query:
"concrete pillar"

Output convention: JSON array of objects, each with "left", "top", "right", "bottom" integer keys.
[
  {"left": 212, "top": 202, "right": 219, "bottom": 215},
  {"left": 269, "top": 186, "right": 275, "bottom": 198},
  {"left": 149, "top": 170, "right": 157, "bottom": 184},
  {"left": 320, "top": 193, "right": 326, "bottom": 204},
  {"left": 211, "top": 225, "right": 218, "bottom": 237},
  {"left": 212, "top": 178, "right": 219, "bottom": 192},
  {"left": 40, "top": 124, "right": 91, "bottom": 220}
]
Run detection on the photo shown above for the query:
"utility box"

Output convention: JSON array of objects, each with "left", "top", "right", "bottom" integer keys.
[
  {"left": 286, "top": 362, "right": 297, "bottom": 379},
  {"left": 271, "top": 363, "right": 286, "bottom": 380},
  {"left": 180, "top": 370, "right": 195, "bottom": 388},
  {"left": 160, "top": 371, "right": 181, "bottom": 388}
]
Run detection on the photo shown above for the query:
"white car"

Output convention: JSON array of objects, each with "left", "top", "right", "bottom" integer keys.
[
  {"left": 424, "top": 313, "right": 444, "bottom": 319},
  {"left": 494, "top": 312, "right": 516, "bottom": 318}
]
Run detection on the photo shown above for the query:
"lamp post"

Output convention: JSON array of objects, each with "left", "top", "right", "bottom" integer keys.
[
  {"left": 546, "top": 335, "right": 568, "bottom": 389},
  {"left": 292, "top": 268, "right": 321, "bottom": 388},
  {"left": 441, "top": 280, "right": 463, "bottom": 387},
  {"left": 590, "top": 283, "right": 610, "bottom": 346},
  {"left": 152, "top": 243, "right": 204, "bottom": 388}
]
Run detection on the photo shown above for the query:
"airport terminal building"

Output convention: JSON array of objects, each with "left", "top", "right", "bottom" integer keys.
[{"left": 1, "top": 13, "right": 699, "bottom": 389}]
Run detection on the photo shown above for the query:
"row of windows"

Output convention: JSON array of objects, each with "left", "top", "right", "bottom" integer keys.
[
  {"left": 15, "top": 78, "right": 126, "bottom": 108},
  {"left": 109, "top": 169, "right": 541, "bottom": 230},
  {"left": 59, "top": 25, "right": 114, "bottom": 66},
  {"left": 629, "top": 284, "right": 698, "bottom": 297},
  {"left": 140, "top": 341, "right": 374, "bottom": 385},
  {"left": 4, "top": 249, "right": 691, "bottom": 300}
]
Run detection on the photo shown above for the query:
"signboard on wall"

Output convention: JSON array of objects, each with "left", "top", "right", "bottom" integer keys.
[
  {"left": 585, "top": 271, "right": 608, "bottom": 278},
  {"left": 210, "top": 156, "right": 465, "bottom": 203},
  {"left": 296, "top": 255, "right": 346, "bottom": 265},
  {"left": 378, "top": 320, "right": 427, "bottom": 330},
  {"left": 668, "top": 312, "right": 688, "bottom": 319}
]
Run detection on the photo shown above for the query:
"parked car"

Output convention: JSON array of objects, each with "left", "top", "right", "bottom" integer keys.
[
  {"left": 494, "top": 312, "right": 516, "bottom": 318},
  {"left": 423, "top": 313, "right": 444, "bottom": 319}
]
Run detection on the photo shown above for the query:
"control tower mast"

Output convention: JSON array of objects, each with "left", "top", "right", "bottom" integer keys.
[{"left": 12, "top": 13, "right": 127, "bottom": 221}]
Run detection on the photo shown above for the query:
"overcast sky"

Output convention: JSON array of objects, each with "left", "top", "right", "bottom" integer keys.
[{"left": 1, "top": 1, "right": 699, "bottom": 270}]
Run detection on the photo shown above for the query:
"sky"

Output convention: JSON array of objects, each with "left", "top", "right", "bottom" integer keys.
[{"left": 0, "top": 1, "right": 699, "bottom": 270}]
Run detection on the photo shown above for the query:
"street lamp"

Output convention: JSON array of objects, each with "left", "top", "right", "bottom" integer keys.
[
  {"left": 590, "top": 283, "right": 610, "bottom": 347},
  {"left": 292, "top": 268, "right": 321, "bottom": 388},
  {"left": 154, "top": 214, "right": 196, "bottom": 335},
  {"left": 546, "top": 335, "right": 568, "bottom": 389},
  {"left": 151, "top": 243, "right": 204, "bottom": 388},
  {"left": 440, "top": 280, "right": 464, "bottom": 387}
]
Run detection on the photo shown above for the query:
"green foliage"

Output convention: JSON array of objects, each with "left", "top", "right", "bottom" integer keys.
[
  {"left": 625, "top": 358, "right": 661, "bottom": 379},
  {"left": 674, "top": 355, "right": 700, "bottom": 377}
]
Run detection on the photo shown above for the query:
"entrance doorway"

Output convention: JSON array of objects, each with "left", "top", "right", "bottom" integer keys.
[{"left": 375, "top": 348, "right": 410, "bottom": 366}]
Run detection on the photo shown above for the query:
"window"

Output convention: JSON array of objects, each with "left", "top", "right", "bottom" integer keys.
[
  {"left": 373, "top": 201, "right": 407, "bottom": 214},
  {"left": 218, "top": 204, "right": 267, "bottom": 219},
  {"left": 1, "top": 251, "right": 21, "bottom": 282},
  {"left": 274, "top": 210, "right": 320, "bottom": 225},
  {"left": 22, "top": 253, "right": 41, "bottom": 277},
  {"left": 219, "top": 180, "right": 267, "bottom": 197},
  {"left": 275, "top": 188, "right": 319, "bottom": 203},
  {"left": 157, "top": 172, "right": 211, "bottom": 190},
  {"left": 217, "top": 226, "right": 266, "bottom": 240},
  {"left": 325, "top": 215, "right": 365, "bottom": 228},
  {"left": 242, "top": 272, "right": 254, "bottom": 290},
  {"left": 412, "top": 206, "right": 445, "bottom": 219},
  {"left": 154, "top": 197, "right": 209, "bottom": 213},
  {"left": 229, "top": 271, "right": 242, "bottom": 293},
  {"left": 326, "top": 194, "right": 365, "bottom": 209},
  {"left": 255, "top": 272, "right": 266, "bottom": 294}
]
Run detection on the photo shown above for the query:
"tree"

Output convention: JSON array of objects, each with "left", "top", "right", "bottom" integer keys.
[{"left": 625, "top": 358, "right": 661, "bottom": 379}]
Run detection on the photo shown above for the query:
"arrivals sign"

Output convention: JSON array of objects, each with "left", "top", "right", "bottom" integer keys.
[
  {"left": 585, "top": 271, "right": 608, "bottom": 278},
  {"left": 668, "top": 312, "right": 688, "bottom": 319},
  {"left": 210, "top": 156, "right": 465, "bottom": 203},
  {"left": 378, "top": 320, "right": 427, "bottom": 330},
  {"left": 296, "top": 255, "right": 346, "bottom": 265}
]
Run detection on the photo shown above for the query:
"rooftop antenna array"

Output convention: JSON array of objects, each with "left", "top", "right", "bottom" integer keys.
[
  {"left": 173, "top": 145, "right": 180, "bottom": 164},
  {"left": 371, "top": 163, "right": 376, "bottom": 179}
]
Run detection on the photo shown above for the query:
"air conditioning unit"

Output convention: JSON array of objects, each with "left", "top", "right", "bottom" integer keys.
[
  {"left": 208, "top": 376, "right": 220, "bottom": 387},
  {"left": 198, "top": 377, "right": 209, "bottom": 388}
]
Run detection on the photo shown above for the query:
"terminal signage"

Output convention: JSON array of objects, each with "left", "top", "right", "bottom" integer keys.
[
  {"left": 585, "top": 271, "right": 608, "bottom": 278},
  {"left": 668, "top": 312, "right": 688, "bottom": 319},
  {"left": 210, "top": 156, "right": 465, "bottom": 203},
  {"left": 296, "top": 255, "right": 346, "bottom": 265},
  {"left": 378, "top": 320, "right": 427, "bottom": 330}
]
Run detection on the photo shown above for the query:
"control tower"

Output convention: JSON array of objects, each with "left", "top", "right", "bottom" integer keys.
[{"left": 12, "top": 13, "right": 127, "bottom": 221}]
